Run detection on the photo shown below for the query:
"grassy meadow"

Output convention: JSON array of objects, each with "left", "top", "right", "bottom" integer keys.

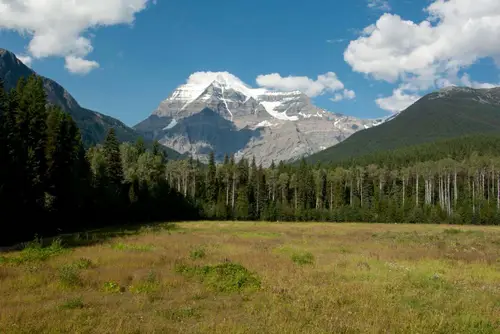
[{"left": 0, "top": 222, "right": 499, "bottom": 333}]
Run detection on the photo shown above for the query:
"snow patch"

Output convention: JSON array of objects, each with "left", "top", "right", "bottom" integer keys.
[
  {"left": 219, "top": 83, "right": 233, "bottom": 121},
  {"left": 261, "top": 101, "right": 299, "bottom": 121},
  {"left": 255, "top": 120, "right": 276, "bottom": 128},
  {"left": 163, "top": 119, "right": 178, "bottom": 130}
]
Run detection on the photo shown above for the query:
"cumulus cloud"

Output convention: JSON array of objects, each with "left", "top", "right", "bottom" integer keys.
[
  {"left": 376, "top": 89, "right": 421, "bottom": 113},
  {"left": 0, "top": 0, "right": 153, "bottom": 74},
  {"left": 459, "top": 73, "right": 498, "bottom": 89},
  {"left": 256, "top": 72, "right": 349, "bottom": 97},
  {"left": 331, "top": 89, "right": 356, "bottom": 102},
  {"left": 15, "top": 54, "right": 32, "bottom": 67},
  {"left": 345, "top": 0, "right": 500, "bottom": 111},
  {"left": 64, "top": 56, "right": 100, "bottom": 75},
  {"left": 367, "top": 0, "right": 391, "bottom": 11}
]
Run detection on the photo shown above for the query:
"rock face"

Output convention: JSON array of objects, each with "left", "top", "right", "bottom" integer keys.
[{"left": 135, "top": 72, "right": 383, "bottom": 166}]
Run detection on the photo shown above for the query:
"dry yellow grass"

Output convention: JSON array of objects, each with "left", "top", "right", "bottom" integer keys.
[{"left": 1, "top": 222, "right": 499, "bottom": 334}]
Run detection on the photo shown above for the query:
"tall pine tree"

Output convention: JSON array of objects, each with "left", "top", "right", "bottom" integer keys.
[
  {"left": 16, "top": 75, "right": 48, "bottom": 212},
  {"left": 103, "top": 128, "right": 124, "bottom": 193}
]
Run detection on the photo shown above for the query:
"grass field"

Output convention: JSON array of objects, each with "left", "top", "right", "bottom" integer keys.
[{"left": 1, "top": 222, "right": 499, "bottom": 334}]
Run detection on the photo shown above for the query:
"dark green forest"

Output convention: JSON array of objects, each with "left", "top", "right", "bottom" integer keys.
[
  {"left": 2, "top": 75, "right": 500, "bottom": 246},
  {"left": 0, "top": 76, "right": 195, "bottom": 245},
  {"left": 169, "top": 151, "right": 500, "bottom": 226},
  {"left": 306, "top": 90, "right": 500, "bottom": 164}
]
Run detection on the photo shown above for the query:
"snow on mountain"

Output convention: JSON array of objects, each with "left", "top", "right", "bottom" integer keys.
[{"left": 135, "top": 72, "right": 382, "bottom": 166}]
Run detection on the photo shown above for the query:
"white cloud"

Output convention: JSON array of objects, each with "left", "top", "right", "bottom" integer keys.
[
  {"left": 256, "top": 72, "right": 349, "bottom": 97},
  {"left": 15, "top": 54, "right": 32, "bottom": 67},
  {"left": 345, "top": 0, "right": 500, "bottom": 111},
  {"left": 326, "top": 39, "right": 346, "bottom": 43},
  {"left": 343, "top": 89, "right": 356, "bottom": 100},
  {"left": 0, "top": 0, "right": 153, "bottom": 74},
  {"left": 64, "top": 56, "right": 100, "bottom": 75},
  {"left": 367, "top": 0, "right": 391, "bottom": 11},
  {"left": 331, "top": 89, "right": 356, "bottom": 102},
  {"left": 376, "top": 88, "right": 421, "bottom": 113},
  {"left": 459, "top": 73, "right": 498, "bottom": 89}
]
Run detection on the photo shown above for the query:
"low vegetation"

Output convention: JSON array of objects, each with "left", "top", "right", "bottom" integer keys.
[{"left": 0, "top": 222, "right": 499, "bottom": 333}]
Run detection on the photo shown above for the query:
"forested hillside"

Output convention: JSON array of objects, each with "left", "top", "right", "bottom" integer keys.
[
  {"left": 307, "top": 87, "right": 500, "bottom": 164},
  {"left": 0, "top": 76, "right": 196, "bottom": 245},
  {"left": 0, "top": 49, "right": 181, "bottom": 159},
  {"left": 325, "top": 134, "right": 500, "bottom": 169}
]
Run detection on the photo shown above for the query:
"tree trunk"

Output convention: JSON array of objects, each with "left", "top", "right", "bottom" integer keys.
[
  {"left": 497, "top": 173, "right": 500, "bottom": 211},
  {"left": 350, "top": 179, "right": 353, "bottom": 207},
  {"left": 192, "top": 173, "right": 196, "bottom": 198},
  {"left": 454, "top": 170, "right": 457, "bottom": 208},
  {"left": 294, "top": 187, "right": 298, "bottom": 211},
  {"left": 330, "top": 182, "right": 333, "bottom": 211},
  {"left": 232, "top": 175, "right": 236, "bottom": 211},
  {"left": 256, "top": 180, "right": 260, "bottom": 216},
  {"left": 226, "top": 177, "right": 229, "bottom": 206},
  {"left": 402, "top": 177, "right": 405, "bottom": 208},
  {"left": 472, "top": 177, "right": 476, "bottom": 215},
  {"left": 416, "top": 174, "right": 419, "bottom": 207}
]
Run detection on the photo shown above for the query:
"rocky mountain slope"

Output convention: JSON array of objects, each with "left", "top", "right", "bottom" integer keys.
[
  {"left": 306, "top": 86, "right": 500, "bottom": 164},
  {"left": 0, "top": 48, "right": 181, "bottom": 159},
  {"left": 135, "top": 72, "right": 384, "bottom": 166}
]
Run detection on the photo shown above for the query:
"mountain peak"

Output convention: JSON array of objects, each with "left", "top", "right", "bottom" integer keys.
[
  {"left": 0, "top": 48, "right": 22, "bottom": 66},
  {"left": 438, "top": 86, "right": 475, "bottom": 94}
]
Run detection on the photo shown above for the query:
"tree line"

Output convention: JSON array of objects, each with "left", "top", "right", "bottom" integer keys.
[
  {"left": 0, "top": 76, "right": 196, "bottom": 245},
  {"left": 2, "top": 75, "right": 500, "bottom": 245},
  {"left": 167, "top": 152, "right": 500, "bottom": 226}
]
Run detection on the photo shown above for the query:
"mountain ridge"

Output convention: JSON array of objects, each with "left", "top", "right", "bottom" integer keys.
[
  {"left": 306, "top": 86, "right": 500, "bottom": 164},
  {"left": 0, "top": 48, "right": 181, "bottom": 159},
  {"left": 135, "top": 72, "right": 386, "bottom": 166}
]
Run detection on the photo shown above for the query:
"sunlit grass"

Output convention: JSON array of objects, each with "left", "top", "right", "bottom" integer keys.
[{"left": 0, "top": 222, "right": 499, "bottom": 333}]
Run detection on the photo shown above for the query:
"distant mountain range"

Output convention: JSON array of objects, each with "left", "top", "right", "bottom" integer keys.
[
  {"left": 306, "top": 86, "right": 500, "bottom": 164},
  {"left": 4, "top": 48, "right": 500, "bottom": 167},
  {"left": 134, "top": 72, "right": 387, "bottom": 166},
  {"left": 0, "top": 48, "right": 181, "bottom": 159}
]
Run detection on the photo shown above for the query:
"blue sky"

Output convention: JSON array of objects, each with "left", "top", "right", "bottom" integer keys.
[{"left": 1, "top": 0, "right": 500, "bottom": 126}]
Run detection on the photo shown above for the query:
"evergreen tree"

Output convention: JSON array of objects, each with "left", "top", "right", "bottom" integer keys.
[
  {"left": 45, "top": 107, "right": 89, "bottom": 221},
  {"left": 104, "top": 128, "right": 124, "bottom": 187},
  {"left": 0, "top": 80, "right": 8, "bottom": 204},
  {"left": 103, "top": 128, "right": 125, "bottom": 212},
  {"left": 16, "top": 75, "right": 48, "bottom": 212},
  {"left": 135, "top": 137, "right": 146, "bottom": 155},
  {"left": 206, "top": 151, "right": 217, "bottom": 203}
]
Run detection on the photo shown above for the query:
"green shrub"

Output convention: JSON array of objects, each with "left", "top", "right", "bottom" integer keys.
[
  {"left": 175, "top": 262, "right": 261, "bottom": 293},
  {"left": 111, "top": 242, "right": 154, "bottom": 252},
  {"left": 443, "top": 228, "right": 462, "bottom": 235},
  {"left": 189, "top": 247, "right": 206, "bottom": 260},
  {"left": 4, "top": 238, "right": 66, "bottom": 264},
  {"left": 129, "top": 270, "right": 160, "bottom": 294},
  {"left": 72, "top": 258, "right": 93, "bottom": 269},
  {"left": 103, "top": 281, "right": 122, "bottom": 294},
  {"left": 291, "top": 252, "right": 314, "bottom": 265},
  {"left": 59, "top": 265, "right": 82, "bottom": 287},
  {"left": 59, "top": 297, "right": 84, "bottom": 309}
]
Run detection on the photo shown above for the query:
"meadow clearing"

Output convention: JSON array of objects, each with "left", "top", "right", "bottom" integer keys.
[{"left": 0, "top": 222, "right": 499, "bottom": 334}]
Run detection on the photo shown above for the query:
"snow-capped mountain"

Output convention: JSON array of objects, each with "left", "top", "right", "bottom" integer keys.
[{"left": 134, "top": 72, "right": 384, "bottom": 166}]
